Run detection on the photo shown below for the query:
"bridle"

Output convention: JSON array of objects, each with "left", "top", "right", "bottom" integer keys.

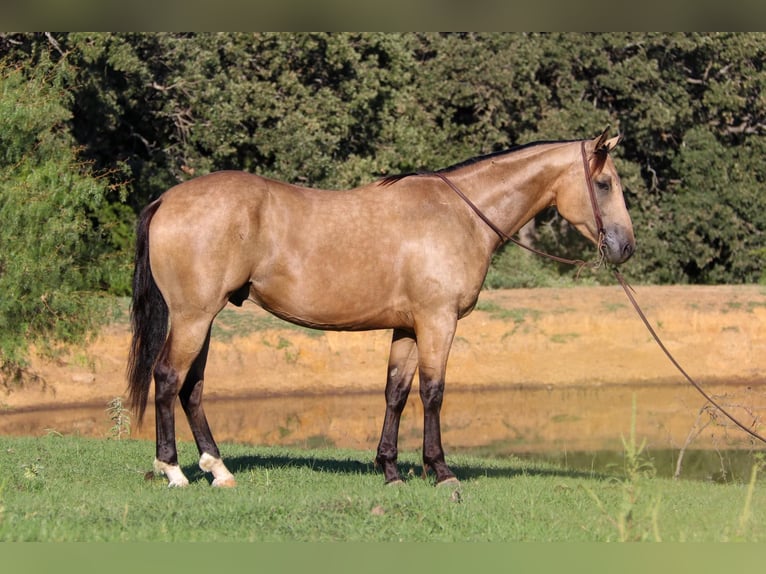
[
  {"left": 580, "top": 141, "right": 607, "bottom": 258},
  {"left": 433, "top": 140, "right": 606, "bottom": 270},
  {"left": 433, "top": 140, "right": 766, "bottom": 446}
]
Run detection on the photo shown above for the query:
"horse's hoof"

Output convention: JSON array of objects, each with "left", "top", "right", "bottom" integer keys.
[
  {"left": 154, "top": 459, "right": 190, "bottom": 487},
  {"left": 212, "top": 476, "right": 237, "bottom": 488},
  {"left": 436, "top": 476, "right": 460, "bottom": 487},
  {"left": 386, "top": 478, "right": 405, "bottom": 487}
]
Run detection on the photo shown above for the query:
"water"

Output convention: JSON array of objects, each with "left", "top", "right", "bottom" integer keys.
[
  {"left": 2, "top": 382, "right": 764, "bottom": 482},
  {"left": 482, "top": 448, "right": 763, "bottom": 483}
]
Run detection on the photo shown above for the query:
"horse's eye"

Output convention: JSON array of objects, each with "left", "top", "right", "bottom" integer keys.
[{"left": 595, "top": 177, "right": 611, "bottom": 193}]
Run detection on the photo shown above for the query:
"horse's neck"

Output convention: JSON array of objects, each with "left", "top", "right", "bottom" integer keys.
[{"left": 449, "top": 148, "right": 570, "bottom": 244}]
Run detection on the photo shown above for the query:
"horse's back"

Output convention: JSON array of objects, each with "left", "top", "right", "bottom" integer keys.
[{"left": 157, "top": 170, "right": 277, "bottom": 209}]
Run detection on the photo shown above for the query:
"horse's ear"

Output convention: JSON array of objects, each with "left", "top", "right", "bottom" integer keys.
[
  {"left": 602, "top": 135, "right": 622, "bottom": 152},
  {"left": 592, "top": 129, "right": 621, "bottom": 153}
]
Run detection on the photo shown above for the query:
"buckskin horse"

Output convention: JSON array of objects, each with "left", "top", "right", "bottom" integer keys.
[{"left": 127, "top": 131, "right": 635, "bottom": 487}]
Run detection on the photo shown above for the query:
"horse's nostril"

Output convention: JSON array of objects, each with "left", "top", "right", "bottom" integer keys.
[{"left": 622, "top": 242, "right": 635, "bottom": 259}]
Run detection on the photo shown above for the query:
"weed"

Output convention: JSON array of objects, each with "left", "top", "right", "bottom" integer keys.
[
  {"left": 20, "top": 461, "right": 45, "bottom": 492},
  {"left": 262, "top": 335, "right": 300, "bottom": 364},
  {"left": 584, "top": 395, "right": 660, "bottom": 541},
  {"left": 22, "top": 462, "right": 43, "bottom": 481},
  {"left": 745, "top": 301, "right": 766, "bottom": 312},
  {"left": 675, "top": 392, "right": 763, "bottom": 482},
  {"left": 736, "top": 453, "right": 765, "bottom": 539},
  {"left": 106, "top": 396, "right": 131, "bottom": 440}
]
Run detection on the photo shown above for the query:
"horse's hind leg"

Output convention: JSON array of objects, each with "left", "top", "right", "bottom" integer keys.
[
  {"left": 152, "top": 315, "right": 214, "bottom": 487},
  {"left": 178, "top": 326, "right": 236, "bottom": 487},
  {"left": 375, "top": 329, "right": 418, "bottom": 484}
]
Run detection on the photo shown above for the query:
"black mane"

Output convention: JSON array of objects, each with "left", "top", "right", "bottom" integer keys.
[{"left": 377, "top": 139, "right": 577, "bottom": 187}]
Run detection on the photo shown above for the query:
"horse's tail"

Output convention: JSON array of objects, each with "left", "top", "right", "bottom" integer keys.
[{"left": 126, "top": 199, "right": 168, "bottom": 424}]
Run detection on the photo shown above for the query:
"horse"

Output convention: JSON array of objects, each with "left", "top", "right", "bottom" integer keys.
[{"left": 127, "top": 130, "right": 635, "bottom": 488}]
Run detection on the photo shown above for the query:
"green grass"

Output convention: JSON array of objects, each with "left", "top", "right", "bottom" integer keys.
[{"left": 1, "top": 434, "right": 764, "bottom": 542}]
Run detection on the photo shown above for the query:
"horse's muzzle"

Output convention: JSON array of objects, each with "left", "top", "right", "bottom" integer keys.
[{"left": 604, "top": 228, "right": 636, "bottom": 265}]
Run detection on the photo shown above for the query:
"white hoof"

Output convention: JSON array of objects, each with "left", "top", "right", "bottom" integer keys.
[
  {"left": 199, "top": 452, "right": 236, "bottom": 488},
  {"left": 153, "top": 459, "right": 190, "bottom": 488},
  {"left": 212, "top": 476, "right": 237, "bottom": 488}
]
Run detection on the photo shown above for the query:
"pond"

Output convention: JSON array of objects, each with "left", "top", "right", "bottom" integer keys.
[{"left": 2, "top": 381, "right": 764, "bottom": 481}]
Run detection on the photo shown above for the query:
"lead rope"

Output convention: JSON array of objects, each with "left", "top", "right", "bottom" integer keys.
[
  {"left": 433, "top": 142, "right": 766, "bottom": 445},
  {"left": 613, "top": 269, "right": 766, "bottom": 444}
]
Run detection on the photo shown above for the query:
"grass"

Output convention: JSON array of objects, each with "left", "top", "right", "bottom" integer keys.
[{"left": 1, "top": 434, "right": 764, "bottom": 542}]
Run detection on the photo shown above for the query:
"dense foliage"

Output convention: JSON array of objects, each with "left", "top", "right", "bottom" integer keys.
[
  {"left": 1, "top": 33, "right": 765, "bottom": 374},
  {"left": 0, "top": 56, "right": 129, "bottom": 381}
]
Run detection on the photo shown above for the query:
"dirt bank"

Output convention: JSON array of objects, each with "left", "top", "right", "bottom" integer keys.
[{"left": 3, "top": 285, "right": 765, "bottom": 411}]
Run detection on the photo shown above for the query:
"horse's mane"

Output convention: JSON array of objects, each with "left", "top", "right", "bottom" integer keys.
[{"left": 377, "top": 139, "right": 579, "bottom": 187}]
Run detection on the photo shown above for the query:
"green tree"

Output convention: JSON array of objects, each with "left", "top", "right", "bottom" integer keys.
[
  {"left": 655, "top": 127, "right": 766, "bottom": 282},
  {"left": 0, "top": 57, "right": 127, "bottom": 386},
  {"left": 4, "top": 33, "right": 764, "bottom": 286}
]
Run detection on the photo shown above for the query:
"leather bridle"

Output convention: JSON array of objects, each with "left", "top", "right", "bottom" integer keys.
[
  {"left": 433, "top": 140, "right": 605, "bottom": 270},
  {"left": 433, "top": 141, "right": 766, "bottom": 446}
]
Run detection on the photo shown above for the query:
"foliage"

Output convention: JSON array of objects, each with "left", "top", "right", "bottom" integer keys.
[
  {"left": 1, "top": 32, "right": 765, "bottom": 311},
  {"left": 0, "top": 57, "right": 128, "bottom": 385}
]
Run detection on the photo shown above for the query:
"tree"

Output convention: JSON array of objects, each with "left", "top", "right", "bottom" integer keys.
[
  {"left": 0, "top": 57, "right": 128, "bottom": 386},
  {"left": 3, "top": 33, "right": 764, "bottom": 287}
]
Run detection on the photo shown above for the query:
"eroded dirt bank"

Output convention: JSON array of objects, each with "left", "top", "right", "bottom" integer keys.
[{"left": 5, "top": 285, "right": 765, "bottom": 410}]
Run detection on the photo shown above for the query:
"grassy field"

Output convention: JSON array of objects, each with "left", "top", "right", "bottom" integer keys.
[{"left": 1, "top": 433, "right": 764, "bottom": 542}]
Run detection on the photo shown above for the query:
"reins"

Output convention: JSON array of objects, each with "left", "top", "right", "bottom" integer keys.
[
  {"left": 433, "top": 142, "right": 607, "bottom": 269},
  {"left": 433, "top": 141, "right": 766, "bottom": 445},
  {"left": 612, "top": 269, "right": 766, "bottom": 444}
]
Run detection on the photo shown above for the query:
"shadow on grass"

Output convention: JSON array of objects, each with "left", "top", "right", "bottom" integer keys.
[{"left": 182, "top": 451, "right": 606, "bottom": 485}]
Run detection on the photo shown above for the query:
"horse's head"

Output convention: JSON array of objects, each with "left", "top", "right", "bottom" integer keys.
[{"left": 553, "top": 131, "right": 636, "bottom": 265}]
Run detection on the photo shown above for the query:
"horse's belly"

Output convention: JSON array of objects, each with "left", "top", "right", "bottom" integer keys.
[{"left": 248, "top": 276, "right": 409, "bottom": 332}]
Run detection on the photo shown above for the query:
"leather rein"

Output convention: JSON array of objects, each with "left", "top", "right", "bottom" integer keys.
[{"left": 433, "top": 140, "right": 766, "bottom": 445}]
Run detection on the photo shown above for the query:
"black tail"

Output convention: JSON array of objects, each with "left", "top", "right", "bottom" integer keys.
[{"left": 126, "top": 199, "right": 168, "bottom": 424}]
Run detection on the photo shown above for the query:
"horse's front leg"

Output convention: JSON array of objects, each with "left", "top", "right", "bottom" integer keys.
[
  {"left": 416, "top": 316, "right": 459, "bottom": 486},
  {"left": 375, "top": 329, "right": 418, "bottom": 484}
]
